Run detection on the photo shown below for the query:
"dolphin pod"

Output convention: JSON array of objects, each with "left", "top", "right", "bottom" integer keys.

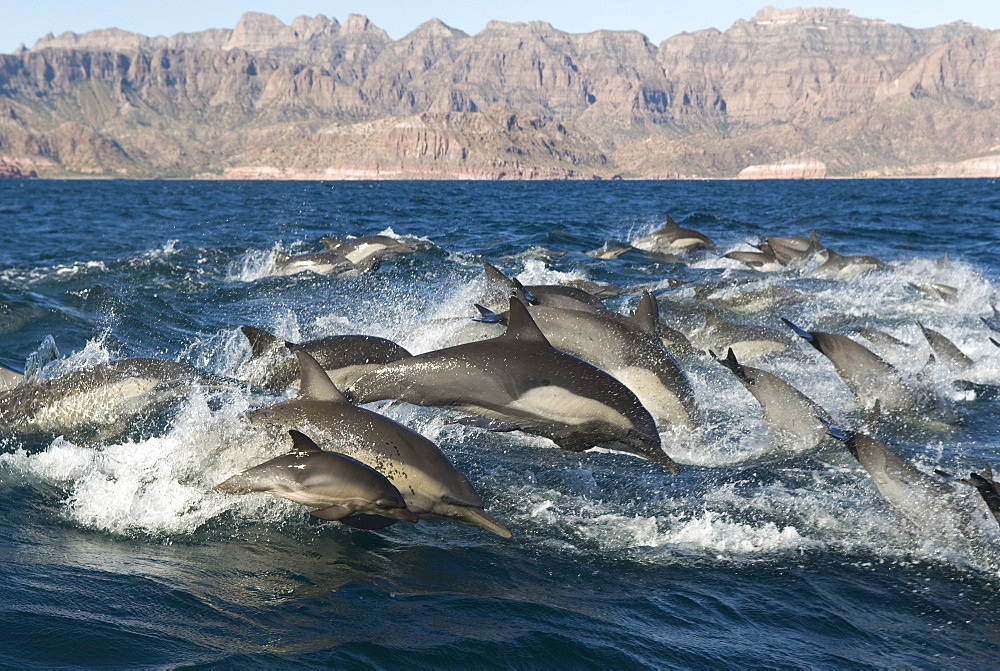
[{"left": 7, "top": 216, "right": 1000, "bottom": 549}]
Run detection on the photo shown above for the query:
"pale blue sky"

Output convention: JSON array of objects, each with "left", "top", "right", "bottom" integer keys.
[{"left": 2, "top": 1, "right": 998, "bottom": 54}]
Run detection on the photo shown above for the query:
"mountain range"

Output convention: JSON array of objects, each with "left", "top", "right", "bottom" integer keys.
[{"left": 1, "top": 6, "right": 998, "bottom": 179}]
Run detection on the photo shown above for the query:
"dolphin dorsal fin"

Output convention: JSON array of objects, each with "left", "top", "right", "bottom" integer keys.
[
  {"left": 483, "top": 262, "right": 514, "bottom": 288},
  {"left": 661, "top": 215, "right": 679, "bottom": 232},
  {"left": 984, "top": 464, "right": 994, "bottom": 481},
  {"left": 295, "top": 351, "right": 349, "bottom": 403},
  {"left": 288, "top": 429, "right": 323, "bottom": 455},
  {"left": 502, "top": 297, "right": 550, "bottom": 346},
  {"left": 631, "top": 291, "right": 660, "bottom": 336},
  {"left": 241, "top": 325, "right": 280, "bottom": 359}
]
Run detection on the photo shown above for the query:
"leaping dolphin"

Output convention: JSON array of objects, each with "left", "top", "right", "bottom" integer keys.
[
  {"left": 825, "top": 422, "right": 990, "bottom": 542},
  {"left": 477, "top": 290, "right": 699, "bottom": 430},
  {"left": 248, "top": 351, "right": 512, "bottom": 537},
  {"left": 346, "top": 297, "right": 680, "bottom": 472},
  {"left": 712, "top": 348, "right": 831, "bottom": 450},
  {"left": 632, "top": 215, "right": 717, "bottom": 253},
  {"left": 806, "top": 249, "right": 885, "bottom": 281},
  {"left": 239, "top": 325, "right": 412, "bottom": 393},
  {"left": 764, "top": 230, "right": 823, "bottom": 266},
  {"left": 782, "top": 318, "right": 928, "bottom": 413},
  {"left": 320, "top": 235, "right": 415, "bottom": 269},
  {"left": 216, "top": 429, "right": 418, "bottom": 528}
]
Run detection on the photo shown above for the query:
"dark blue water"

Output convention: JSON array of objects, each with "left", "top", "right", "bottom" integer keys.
[{"left": 1, "top": 179, "right": 1000, "bottom": 668}]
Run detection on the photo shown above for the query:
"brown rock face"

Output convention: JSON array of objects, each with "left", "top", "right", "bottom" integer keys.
[{"left": 1, "top": 9, "right": 997, "bottom": 178}]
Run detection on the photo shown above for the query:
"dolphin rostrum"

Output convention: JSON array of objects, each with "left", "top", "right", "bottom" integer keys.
[
  {"left": 712, "top": 348, "right": 831, "bottom": 450},
  {"left": 248, "top": 351, "right": 512, "bottom": 537},
  {"left": 216, "top": 429, "right": 418, "bottom": 528},
  {"left": 347, "top": 297, "right": 680, "bottom": 472}
]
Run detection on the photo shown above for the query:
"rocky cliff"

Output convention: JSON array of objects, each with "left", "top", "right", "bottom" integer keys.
[{"left": 1, "top": 7, "right": 997, "bottom": 179}]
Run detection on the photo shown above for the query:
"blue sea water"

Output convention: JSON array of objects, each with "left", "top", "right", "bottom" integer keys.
[{"left": 1, "top": 178, "right": 999, "bottom": 668}]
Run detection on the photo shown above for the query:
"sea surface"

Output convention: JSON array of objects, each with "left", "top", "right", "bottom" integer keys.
[{"left": 1, "top": 178, "right": 999, "bottom": 668}]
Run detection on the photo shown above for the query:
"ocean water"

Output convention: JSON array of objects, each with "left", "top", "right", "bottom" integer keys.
[{"left": 1, "top": 178, "right": 999, "bottom": 668}]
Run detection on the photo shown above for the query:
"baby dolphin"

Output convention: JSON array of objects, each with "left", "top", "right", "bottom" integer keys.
[
  {"left": 712, "top": 348, "right": 831, "bottom": 450},
  {"left": 216, "top": 429, "right": 417, "bottom": 528},
  {"left": 249, "top": 351, "right": 511, "bottom": 537},
  {"left": 632, "top": 215, "right": 717, "bottom": 253},
  {"left": 239, "top": 325, "right": 411, "bottom": 393},
  {"left": 347, "top": 297, "right": 679, "bottom": 473},
  {"left": 782, "top": 318, "right": 927, "bottom": 414}
]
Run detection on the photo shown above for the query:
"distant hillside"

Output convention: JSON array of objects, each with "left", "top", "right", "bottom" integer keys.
[{"left": 1, "top": 7, "right": 998, "bottom": 179}]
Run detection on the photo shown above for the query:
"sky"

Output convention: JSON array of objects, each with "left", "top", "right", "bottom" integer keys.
[{"left": 2, "top": 1, "right": 998, "bottom": 54}]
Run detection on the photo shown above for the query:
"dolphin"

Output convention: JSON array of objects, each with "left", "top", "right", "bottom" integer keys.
[
  {"left": 712, "top": 348, "right": 831, "bottom": 450},
  {"left": 216, "top": 429, "right": 418, "bottom": 528},
  {"left": 764, "top": 230, "right": 823, "bottom": 266},
  {"left": 806, "top": 248, "right": 885, "bottom": 280},
  {"left": 320, "top": 235, "right": 415, "bottom": 268},
  {"left": 248, "top": 351, "right": 511, "bottom": 537},
  {"left": 346, "top": 297, "right": 679, "bottom": 472},
  {"left": 825, "top": 422, "right": 989, "bottom": 541},
  {"left": 0, "top": 357, "right": 217, "bottom": 439},
  {"left": 910, "top": 282, "right": 959, "bottom": 302},
  {"left": 586, "top": 245, "right": 633, "bottom": 260},
  {"left": 272, "top": 248, "right": 357, "bottom": 277},
  {"left": 239, "top": 325, "right": 412, "bottom": 393},
  {"left": 782, "top": 318, "right": 927, "bottom": 413},
  {"left": 482, "top": 263, "right": 608, "bottom": 314},
  {"left": 477, "top": 290, "right": 699, "bottom": 430},
  {"left": 918, "top": 323, "right": 974, "bottom": 371},
  {"left": 724, "top": 243, "right": 782, "bottom": 272},
  {"left": 632, "top": 215, "right": 717, "bottom": 253},
  {"left": 691, "top": 310, "right": 794, "bottom": 361}
]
